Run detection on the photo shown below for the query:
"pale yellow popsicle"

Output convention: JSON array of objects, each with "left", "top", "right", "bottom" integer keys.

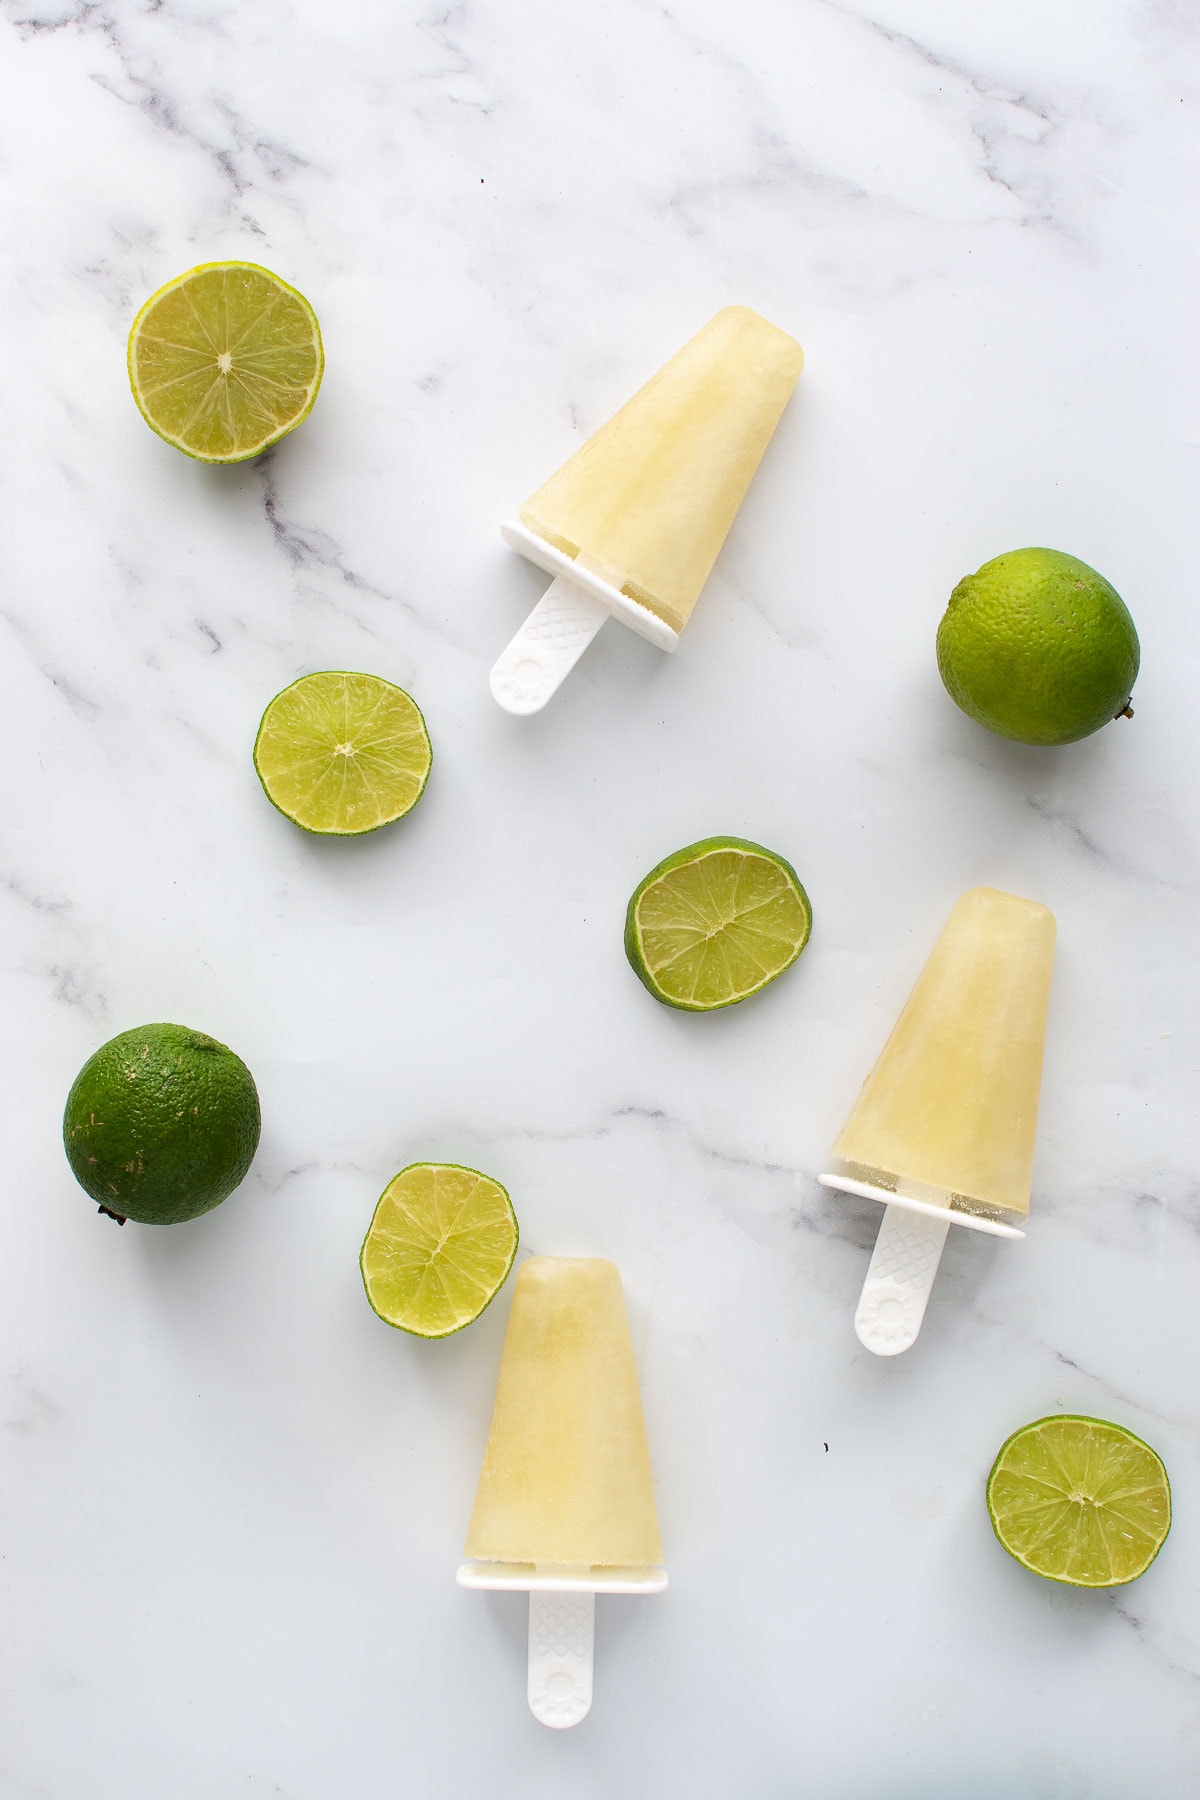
[
  {"left": 519, "top": 306, "right": 804, "bottom": 634},
  {"left": 464, "top": 1258, "right": 663, "bottom": 1570},
  {"left": 827, "top": 887, "right": 1056, "bottom": 1226}
]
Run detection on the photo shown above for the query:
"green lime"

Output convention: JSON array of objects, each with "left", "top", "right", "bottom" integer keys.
[
  {"left": 936, "top": 548, "right": 1139, "bottom": 745},
  {"left": 624, "top": 835, "right": 812, "bottom": 1011},
  {"left": 63, "top": 1023, "right": 261, "bottom": 1225},
  {"left": 127, "top": 262, "right": 323, "bottom": 462},
  {"left": 253, "top": 671, "right": 432, "bottom": 836},
  {"left": 986, "top": 1414, "right": 1171, "bottom": 1587},
  {"left": 360, "top": 1163, "right": 518, "bottom": 1338}
]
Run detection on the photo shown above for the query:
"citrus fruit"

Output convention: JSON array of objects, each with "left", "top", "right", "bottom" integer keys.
[
  {"left": 986, "top": 1414, "right": 1171, "bottom": 1587},
  {"left": 624, "top": 836, "right": 812, "bottom": 1011},
  {"left": 360, "top": 1163, "right": 518, "bottom": 1338},
  {"left": 253, "top": 671, "right": 432, "bottom": 835},
  {"left": 63, "top": 1023, "right": 261, "bottom": 1224},
  {"left": 936, "top": 548, "right": 1139, "bottom": 746},
  {"left": 127, "top": 262, "right": 323, "bottom": 462}
]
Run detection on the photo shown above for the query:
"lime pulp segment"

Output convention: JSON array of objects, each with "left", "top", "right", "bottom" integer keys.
[
  {"left": 253, "top": 671, "right": 432, "bottom": 835},
  {"left": 360, "top": 1163, "right": 519, "bottom": 1338},
  {"left": 986, "top": 1414, "right": 1171, "bottom": 1588},
  {"left": 625, "top": 836, "right": 812, "bottom": 1010},
  {"left": 127, "top": 262, "right": 323, "bottom": 462}
]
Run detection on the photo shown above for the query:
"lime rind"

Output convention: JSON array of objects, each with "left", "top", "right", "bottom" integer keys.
[
  {"left": 360, "top": 1162, "right": 519, "bottom": 1339},
  {"left": 127, "top": 261, "right": 324, "bottom": 463},
  {"left": 986, "top": 1414, "right": 1171, "bottom": 1588},
  {"left": 624, "top": 835, "right": 812, "bottom": 1011},
  {"left": 253, "top": 671, "right": 432, "bottom": 836}
]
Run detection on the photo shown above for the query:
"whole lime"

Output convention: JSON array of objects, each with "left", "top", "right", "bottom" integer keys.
[
  {"left": 936, "top": 548, "right": 1139, "bottom": 746},
  {"left": 63, "top": 1023, "right": 261, "bottom": 1224}
]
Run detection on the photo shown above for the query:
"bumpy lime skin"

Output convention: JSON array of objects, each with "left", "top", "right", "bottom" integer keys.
[
  {"left": 63, "top": 1023, "right": 261, "bottom": 1224},
  {"left": 936, "top": 548, "right": 1140, "bottom": 746}
]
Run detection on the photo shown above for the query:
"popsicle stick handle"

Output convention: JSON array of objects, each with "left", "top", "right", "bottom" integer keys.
[
  {"left": 489, "top": 576, "right": 610, "bottom": 715},
  {"left": 855, "top": 1203, "right": 951, "bottom": 1357},
  {"left": 527, "top": 1590, "right": 595, "bottom": 1729}
]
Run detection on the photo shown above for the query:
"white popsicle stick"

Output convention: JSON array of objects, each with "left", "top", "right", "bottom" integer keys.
[
  {"left": 527, "top": 1591, "right": 595, "bottom": 1729},
  {"left": 488, "top": 574, "right": 610, "bottom": 715},
  {"left": 854, "top": 1203, "right": 951, "bottom": 1356},
  {"left": 491, "top": 522, "right": 680, "bottom": 715},
  {"left": 457, "top": 1561, "right": 666, "bottom": 1729}
]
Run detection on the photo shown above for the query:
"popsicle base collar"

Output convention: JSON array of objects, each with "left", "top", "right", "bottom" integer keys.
[
  {"left": 490, "top": 522, "right": 678, "bottom": 715},
  {"left": 819, "top": 1174, "right": 1025, "bottom": 1358},
  {"left": 457, "top": 1562, "right": 668, "bottom": 1730}
]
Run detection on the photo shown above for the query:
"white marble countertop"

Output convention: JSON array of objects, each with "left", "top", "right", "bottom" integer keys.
[{"left": 3, "top": 1, "right": 1198, "bottom": 1794}]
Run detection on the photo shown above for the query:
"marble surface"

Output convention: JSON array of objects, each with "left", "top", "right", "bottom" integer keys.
[{"left": 2, "top": 1, "right": 1198, "bottom": 1794}]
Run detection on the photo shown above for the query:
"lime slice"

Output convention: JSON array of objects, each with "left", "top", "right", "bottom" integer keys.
[
  {"left": 624, "top": 835, "right": 812, "bottom": 1011},
  {"left": 360, "top": 1163, "right": 518, "bottom": 1338},
  {"left": 253, "top": 671, "right": 432, "bottom": 836},
  {"left": 128, "top": 262, "right": 323, "bottom": 462},
  {"left": 987, "top": 1415, "right": 1171, "bottom": 1587}
]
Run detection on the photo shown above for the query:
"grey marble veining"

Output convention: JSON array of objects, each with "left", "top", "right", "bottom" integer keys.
[{"left": 2, "top": 0, "right": 1199, "bottom": 1794}]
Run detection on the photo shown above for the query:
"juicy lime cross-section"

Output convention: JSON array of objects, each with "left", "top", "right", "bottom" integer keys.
[
  {"left": 360, "top": 1163, "right": 519, "bottom": 1338},
  {"left": 625, "top": 835, "right": 812, "bottom": 1010},
  {"left": 254, "top": 671, "right": 432, "bottom": 835},
  {"left": 986, "top": 1414, "right": 1171, "bottom": 1588},
  {"left": 128, "top": 262, "right": 323, "bottom": 462}
]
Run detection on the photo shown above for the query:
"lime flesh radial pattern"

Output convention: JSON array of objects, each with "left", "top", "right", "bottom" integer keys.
[
  {"left": 254, "top": 671, "right": 432, "bottom": 835},
  {"left": 127, "top": 262, "right": 323, "bottom": 462},
  {"left": 624, "top": 836, "right": 812, "bottom": 1011},
  {"left": 936, "top": 548, "right": 1139, "bottom": 745},
  {"left": 360, "top": 1163, "right": 517, "bottom": 1338},
  {"left": 987, "top": 1415, "right": 1171, "bottom": 1587}
]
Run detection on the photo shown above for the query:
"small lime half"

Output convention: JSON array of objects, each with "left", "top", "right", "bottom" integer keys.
[
  {"left": 986, "top": 1414, "right": 1171, "bottom": 1587},
  {"left": 360, "top": 1163, "right": 518, "bottom": 1338},
  {"left": 253, "top": 671, "right": 432, "bottom": 836},
  {"left": 128, "top": 262, "right": 323, "bottom": 462},
  {"left": 625, "top": 836, "right": 812, "bottom": 1011}
]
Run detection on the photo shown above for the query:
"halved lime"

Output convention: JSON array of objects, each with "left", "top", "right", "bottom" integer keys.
[
  {"left": 987, "top": 1414, "right": 1171, "bottom": 1587},
  {"left": 253, "top": 671, "right": 432, "bottom": 836},
  {"left": 360, "top": 1163, "right": 518, "bottom": 1338},
  {"left": 128, "top": 262, "right": 323, "bottom": 462},
  {"left": 624, "top": 835, "right": 812, "bottom": 1011}
]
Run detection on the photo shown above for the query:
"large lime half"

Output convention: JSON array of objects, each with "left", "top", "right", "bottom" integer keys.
[
  {"left": 624, "top": 836, "right": 812, "bottom": 1011},
  {"left": 936, "top": 547, "right": 1139, "bottom": 746},
  {"left": 128, "top": 262, "right": 323, "bottom": 462},
  {"left": 360, "top": 1163, "right": 518, "bottom": 1338},
  {"left": 253, "top": 671, "right": 432, "bottom": 836},
  {"left": 63, "top": 1023, "right": 261, "bottom": 1224},
  {"left": 987, "top": 1414, "right": 1171, "bottom": 1587}
]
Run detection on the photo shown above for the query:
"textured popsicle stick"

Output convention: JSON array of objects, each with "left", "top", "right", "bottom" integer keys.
[
  {"left": 489, "top": 576, "right": 610, "bottom": 714},
  {"left": 855, "top": 1203, "right": 951, "bottom": 1356},
  {"left": 527, "top": 1590, "right": 594, "bottom": 1729}
]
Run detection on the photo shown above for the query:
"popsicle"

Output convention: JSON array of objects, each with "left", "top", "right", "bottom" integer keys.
[
  {"left": 490, "top": 306, "right": 804, "bottom": 713},
  {"left": 819, "top": 887, "right": 1056, "bottom": 1356},
  {"left": 457, "top": 1258, "right": 666, "bottom": 1728}
]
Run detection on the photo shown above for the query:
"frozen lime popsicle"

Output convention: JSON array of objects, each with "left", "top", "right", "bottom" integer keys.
[
  {"left": 820, "top": 888, "right": 1056, "bottom": 1355},
  {"left": 491, "top": 307, "right": 803, "bottom": 713},
  {"left": 457, "top": 1257, "right": 666, "bottom": 1729},
  {"left": 464, "top": 1257, "right": 662, "bottom": 1568}
]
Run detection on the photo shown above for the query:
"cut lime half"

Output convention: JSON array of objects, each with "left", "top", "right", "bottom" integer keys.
[
  {"left": 986, "top": 1414, "right": 1171, "bottom": 1587},
  {"left": 253, "top": 671, "right": 432, "bottom": 835},
  {"left": 128, "top": 261, "right": 323, "bottom": 462},
  {"left": 360, "top": 1163, "right": 518, "bottom": 1338},
  {"left": 625, "top": 835, "right": 812, "bottom": 1011}
]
